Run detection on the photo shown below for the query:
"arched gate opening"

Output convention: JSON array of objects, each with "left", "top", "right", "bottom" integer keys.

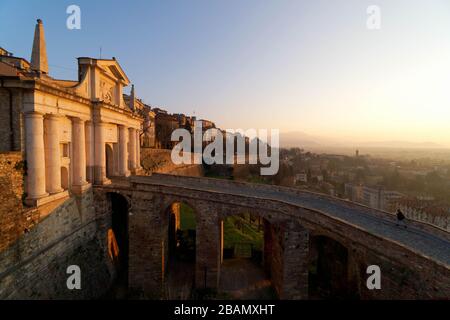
[
  {"left": 219, "top": 213, "right": 276, "bottom": 299},
  {"left": 163, "top": 201, "right": 197, "bottom": 299},
  {"left": 308, "top": 235, "right": 358, "bottom": 299}
]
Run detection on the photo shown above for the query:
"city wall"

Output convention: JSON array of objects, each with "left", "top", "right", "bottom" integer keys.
[
  {"left": 141, "top": 148, "right": 203, "bottom": 176},
  {"left": 0, "top": 189, "right": 113, "bottom": 299},
  {"left": 0, "top": 150, "right": 202, "bottom": 299}
]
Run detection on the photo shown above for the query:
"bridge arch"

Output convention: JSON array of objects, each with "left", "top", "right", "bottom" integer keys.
[
  {"left": 117, "top": 174, "right": 450, "bottom": 300},
  {"left": 161, "top": 199, "right": 198, "bottom": 299},
  {"left": 106, "top": 191, "right": 130, "bottom": 292},
  {"left": 218, "top": 209, "right": 275, "bottom": 299},
  {"left": 308, "top": 234, "right": 359, "bottom": 299}
]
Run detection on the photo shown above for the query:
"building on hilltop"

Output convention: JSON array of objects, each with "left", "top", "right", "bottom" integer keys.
[
  {"left": 361, "top": 186, "right": 403, "bottom": 211},
  {"left": 123, "top": 86, "right": 156, "bottom": 148},
  {"left": 154, "top": 111, "right": 182, "bottom": 149},
  {"left": 0, "top": 19, "right": 144, "bottom": 207},
  {"left": 344, "top": 183, "right": 404, "bottom": 212}
]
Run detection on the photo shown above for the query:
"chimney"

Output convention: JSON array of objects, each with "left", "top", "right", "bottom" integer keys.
[
  {"left": 31, "top": 19, "right": 49, "bottom": 74},
  {"left": 129, "top": 84, "right": 135, "bottom": 110}
]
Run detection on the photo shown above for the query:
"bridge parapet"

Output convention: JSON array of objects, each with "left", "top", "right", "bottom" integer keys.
[{"left": 130, "top": 174, "right": 450, "bottom": 242}]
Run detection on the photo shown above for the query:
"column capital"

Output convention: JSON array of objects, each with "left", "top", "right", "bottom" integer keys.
[
  {"left": 45, "top": 113, "right": 63, "bottom": 119},
  {"left": 70, "top": 116, "right": 85, "bottom": 124},
  {"left": 95, "top": 121, "right": 109, "bottom": 127},
  {"left": 24, "top": 111, "right": 45, "bottom": 118}
]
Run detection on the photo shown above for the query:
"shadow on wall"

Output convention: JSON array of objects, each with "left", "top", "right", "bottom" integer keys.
[
  {"left": 0, "top": 153, "right": 29, "bottom": 252},
  {"left": 308, "top": 235, "right": 359, "bottom": 300}
]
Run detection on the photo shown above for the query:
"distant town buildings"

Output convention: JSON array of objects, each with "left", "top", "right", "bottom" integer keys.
[
  {"left": 294, "top": 172, "right": 307, "bottom": 184},
  {"left": 344, "top": 183, "right": 363, "bottom": 203}
]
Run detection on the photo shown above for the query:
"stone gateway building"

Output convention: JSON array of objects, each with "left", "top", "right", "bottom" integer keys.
[
  {"left": 0, "top": 20, "right": 449, "bottom": 300},
  {"left": 0, "top": 20, "right": 148, "bottom": 298},
  {"left": 0, "top": 19, "right": 143, "bottom": 207}
]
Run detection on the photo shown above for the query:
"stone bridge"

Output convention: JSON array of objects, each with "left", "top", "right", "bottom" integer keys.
[{"left": 95, "top": 173, "right": 450, "bottom": 299}]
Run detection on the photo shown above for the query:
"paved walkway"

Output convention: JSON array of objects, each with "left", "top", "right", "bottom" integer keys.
[
  {"left": 130, "top": 174, "right": 450, "bottom": 267},
  {"left": 164, "top": 259, "right": 195, "bottom": 300},
  {"left": 219, "top": 259, "right": 275, "bottom": 299}
]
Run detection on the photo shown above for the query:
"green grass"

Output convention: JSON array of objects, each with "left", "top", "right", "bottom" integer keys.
[
  {"left": 223, "top": 215, "right": 263, "bottom": 250},
  {"left": 179, "top": 203, "right": 196, "bottom": 230},
  {"left": 178, "top": 204, "right": 263, "bottom": 251}
]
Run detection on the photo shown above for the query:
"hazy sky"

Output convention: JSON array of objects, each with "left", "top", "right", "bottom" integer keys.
[{"left": 1, "top": 0, "right": 450, "bottom": 146}]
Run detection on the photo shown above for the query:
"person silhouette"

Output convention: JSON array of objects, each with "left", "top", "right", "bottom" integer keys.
[{"left": 396, "top": 209, "right": 407, "bottom": 229}]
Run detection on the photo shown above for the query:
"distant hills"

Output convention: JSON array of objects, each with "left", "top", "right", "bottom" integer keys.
[
  {"left": 357, "top": 140, "right": 443, "bottom": 149},
  {"left": 280, "top": 131, "right": 340, "bottom": 148},
  {"left": 280, "top": 131, "right": 446, "bottom": 149}
]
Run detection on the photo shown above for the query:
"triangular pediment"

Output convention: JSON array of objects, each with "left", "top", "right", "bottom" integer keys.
[{"left": 97, "top": 59, "right": 130, "bottom": 85}]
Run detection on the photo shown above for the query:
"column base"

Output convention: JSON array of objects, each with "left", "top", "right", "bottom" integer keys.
[
  {"left": 25, "top": 190, "right": 69, "bottom": 207},
  {"left": 131, "top": 167, "right": 144, "bottom": 175},
  {"left": 119, "top": 171, "right": 131, "bottom": 177},
  {"left": 72, "top": 182, "right": 92, "bottom": 194},
  {"left": 48, "top": 188, "right": 64, "bottom": 194},
  {"left": 94, "top": 178, "right": 112, "bottom": 186},
  {"left": 25, "top": 192, "right": 49, "bottom": 206}
]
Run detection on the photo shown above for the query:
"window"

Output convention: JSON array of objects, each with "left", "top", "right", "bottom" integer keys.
[{"left": 61, "top": 143, "right": 69, "bottom": 158}]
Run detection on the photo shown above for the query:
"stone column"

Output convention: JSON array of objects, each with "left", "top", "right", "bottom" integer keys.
[
  {"left": 129, "top": 191, "right": 164, "bottom": 297},
  {"left": 220, "top": 220, "right": 224, "bottom": 264},
  {"left": 85, "top": 121, "right": 94, "bottom": 182},
  {"left": 25, "top": 112, "right": 48, "bottom": 203},
  {"left": 136, "top": 129, "right": 141, "bottom": 169},
  {"left": 280, "top": 221, "right": 309, "bottom": 299},
  {"left": 44, "top": 114, "right": 63, "bottom": 194},
  {"left": 118, "top": 125, "right": 130, "bottom": 176},
  {"left": 128, "top": 127, "right": 136, "bottom": 171},
  {"left": 195, "top": 202, "right": 221, "bottom": 290},
  {"left": 347, "top": 249, "right": 362, "bottom": 299},
  {"left": 94, "top": 122, "right": 109, "bottom": 184},
  {"left": 71, "top": 117, "right": 89, "bottom": 193}
]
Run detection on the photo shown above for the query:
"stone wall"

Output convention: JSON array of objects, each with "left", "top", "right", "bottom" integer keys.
[
  {"left": 300, "top": 213, "right": 450, "bottom": 300},
  {"left": 140, "top": 148, "right": 203, "bottom": 176},
  {"left": 0, "top": 190, "right": 114, "bottom": 299},
  {"left": 0, "top": 148, "right": 204, "bottom": 300},
  {"left": 0, "top": 88, "right": 23, "bottom": 152},
  {"left": 264, "top": 222, "right": 283, "bottom": 296},
  {"left": 0, "top": 152, "right": 34, "bottom": 252},
  {"left": 0, "top": 88, "right": 12, "bottom": 151}
]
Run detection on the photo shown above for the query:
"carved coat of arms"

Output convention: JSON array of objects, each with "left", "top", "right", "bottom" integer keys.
[{"left": 100, "top": 80, "right": 113, "bottom": 104}]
